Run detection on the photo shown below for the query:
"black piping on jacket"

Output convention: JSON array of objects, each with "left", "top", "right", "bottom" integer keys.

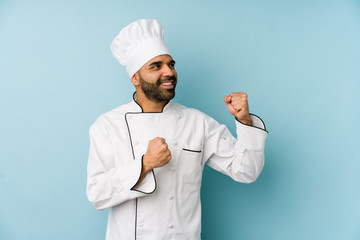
[{"left": 125, "top": 92, "right": 171, "bottom": 240}]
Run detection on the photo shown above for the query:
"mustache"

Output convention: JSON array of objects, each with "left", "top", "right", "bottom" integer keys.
[{"left": 157, "top": 76, "right": 177, "bottom": 85}]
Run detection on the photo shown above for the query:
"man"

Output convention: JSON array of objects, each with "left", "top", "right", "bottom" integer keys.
[{"left": 87, "top": 19, "right": 268, "bottom": 240}]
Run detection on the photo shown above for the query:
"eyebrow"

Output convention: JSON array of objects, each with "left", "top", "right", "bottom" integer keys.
[
  {"left": 149, "top": 61, "right": 162, "bottom": 66},
  {"left": 149, "top": 60, "right": 176, "bottom": 67}
]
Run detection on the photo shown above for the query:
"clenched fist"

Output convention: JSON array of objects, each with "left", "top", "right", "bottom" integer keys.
[
  {"left": 143, "top": 137, "right": 172, "bottom": 173},
  {"left": 133, "top": 137, "right": 172, "bottom": 188},
  {"left": 224, "top": 92, "right": 252, "bottom": 125}
]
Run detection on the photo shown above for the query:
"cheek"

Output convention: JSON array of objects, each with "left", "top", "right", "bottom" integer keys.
[
  {"left": 144, "top": 74, "right": 161, "bottom": 84},
  {"left": 150, "top": 72, "right": 162, "bottom": 80}
]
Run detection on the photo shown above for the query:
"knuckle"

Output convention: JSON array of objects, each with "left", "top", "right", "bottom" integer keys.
[{"left": 234, "top": 105, "right": 241, "bottom": 111}]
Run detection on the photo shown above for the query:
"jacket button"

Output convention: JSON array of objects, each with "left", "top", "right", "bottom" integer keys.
[{"left": 168, "top": 224, "right": 174, "bottom": 229}]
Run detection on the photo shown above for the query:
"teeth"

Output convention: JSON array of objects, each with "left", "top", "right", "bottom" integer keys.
[{"left": 162, "top": 82, "right": 172, "bottom": 86}]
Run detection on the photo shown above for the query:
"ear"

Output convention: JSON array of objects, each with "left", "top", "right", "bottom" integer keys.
[{"left": 131, "top": 72, "right": 140, "bottom": 86}]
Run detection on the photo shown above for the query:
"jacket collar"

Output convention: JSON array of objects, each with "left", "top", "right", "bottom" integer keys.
[{"left": 131, "top": 92, "right": 173, "bottom": 113}]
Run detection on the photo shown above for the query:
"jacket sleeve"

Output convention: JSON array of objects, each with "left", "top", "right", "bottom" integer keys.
[
  {"left": 86, "top": 118, "right": 156, "bottom": 211},
  {"left": 204, "top": 114, "right": 268, "bottom": 183}
]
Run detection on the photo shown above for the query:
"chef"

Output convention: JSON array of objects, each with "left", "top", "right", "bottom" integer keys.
[{"left": 87, "top": 19, "right": 268, "bottom": 240}]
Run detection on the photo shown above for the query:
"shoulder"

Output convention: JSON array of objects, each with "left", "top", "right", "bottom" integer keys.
[{"left": 90, "top": 101, "right": 134, "bottom": 130}]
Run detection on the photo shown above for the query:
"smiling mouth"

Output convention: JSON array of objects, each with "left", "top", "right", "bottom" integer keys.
[
  {"left": 162, "top": 82, "right": 173, "bottom": 86},
  {"left": 160, "top": 80, "right": 175, "bottom": 89}
]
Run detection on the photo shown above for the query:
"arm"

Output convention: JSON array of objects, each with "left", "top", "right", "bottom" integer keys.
[
  {"left": 204, "top": 92, "right": 268, "bottom": 183},
  {"left": 86, "top": 120, "right": 146, "bottom": 210},
  {"left": 86, "top": 120, "right": 171, "bottom": 210}
]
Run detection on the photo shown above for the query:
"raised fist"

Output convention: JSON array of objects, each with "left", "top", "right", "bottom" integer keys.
[{"left": 224, "top": 92, "right": 252, "bottom": 125}]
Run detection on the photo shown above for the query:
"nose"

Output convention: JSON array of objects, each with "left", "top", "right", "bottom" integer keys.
[{"left": 162, "top": 65, "right": 176, "bottom": 77}]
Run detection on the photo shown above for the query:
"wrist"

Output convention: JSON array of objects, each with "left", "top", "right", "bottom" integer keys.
[
  {"left": 236, "top": 116, "right": 252, "bottom": 126},
  {"left": 142, "top": 154, "right": 152, "bottom": 173}
]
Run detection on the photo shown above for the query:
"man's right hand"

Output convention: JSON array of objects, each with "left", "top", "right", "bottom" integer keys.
[
  {"left": 133, "top": 137, "right": 171, "bottom": 189},
  {"left": 143, "top": 137, "right": 172, "bottom": 174}
]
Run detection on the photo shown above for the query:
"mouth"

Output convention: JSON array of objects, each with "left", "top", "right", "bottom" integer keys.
[{"left": 160, "top": 81, "right": 175, "bottom": 89}]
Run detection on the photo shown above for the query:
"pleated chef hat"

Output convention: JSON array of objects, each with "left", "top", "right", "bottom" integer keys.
[{"left": 110, "top": 19, "right": 171, "bottom": 77}]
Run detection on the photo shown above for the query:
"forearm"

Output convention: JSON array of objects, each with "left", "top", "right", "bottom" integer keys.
[
  {"left": 205, "top": 114, "right": 268, "bottom": 183},
  {"left": 86, "top": 156, "right": 147, "bottom": 210},
  {"left": 232, "top": 114, "right": 268, "bottom": 181},
  {"left": 132, "top": 155, "right": 152, "bottom": 189}
]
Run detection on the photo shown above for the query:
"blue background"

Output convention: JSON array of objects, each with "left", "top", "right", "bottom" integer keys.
[{"left": 1, "top": 0, "right": 360, "bottom": 239}]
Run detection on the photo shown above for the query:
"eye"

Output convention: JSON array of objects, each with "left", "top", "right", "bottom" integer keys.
[
  {"left": 150, "top": 64, "right": 161, "bottom": 70},
  {"left": 169, "top": 62, "right": 175, "bottom": 69}
]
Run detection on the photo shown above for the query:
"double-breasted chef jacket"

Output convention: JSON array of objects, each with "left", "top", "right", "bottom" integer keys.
[{"left": 87, "top": 92, "right": 268, "bottom": 240}]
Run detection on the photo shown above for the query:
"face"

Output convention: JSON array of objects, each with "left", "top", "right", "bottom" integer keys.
[{"left": 135, "top": 54, "right": 177, "bottom": 103}]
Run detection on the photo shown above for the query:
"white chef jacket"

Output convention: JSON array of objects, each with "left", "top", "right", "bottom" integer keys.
[{"left": 87, "top": 93, "right": 268, "bottom": 240}]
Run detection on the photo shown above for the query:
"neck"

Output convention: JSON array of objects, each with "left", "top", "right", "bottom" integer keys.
[{"left": 135, "top": 91, "right": 168, "bottom": 113}]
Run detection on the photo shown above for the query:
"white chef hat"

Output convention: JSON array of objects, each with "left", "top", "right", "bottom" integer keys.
[{"left": 110, "top": 19, "right": 171, "bottom": 77}]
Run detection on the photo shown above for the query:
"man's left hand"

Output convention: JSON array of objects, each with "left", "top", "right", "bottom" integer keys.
[{"left": 224, "top": 92, "right": 253, "bottom": 126}]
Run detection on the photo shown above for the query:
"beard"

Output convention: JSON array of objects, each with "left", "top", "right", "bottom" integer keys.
[{"left": 138, "top": 73, "right": 177, "bottom": 103}]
